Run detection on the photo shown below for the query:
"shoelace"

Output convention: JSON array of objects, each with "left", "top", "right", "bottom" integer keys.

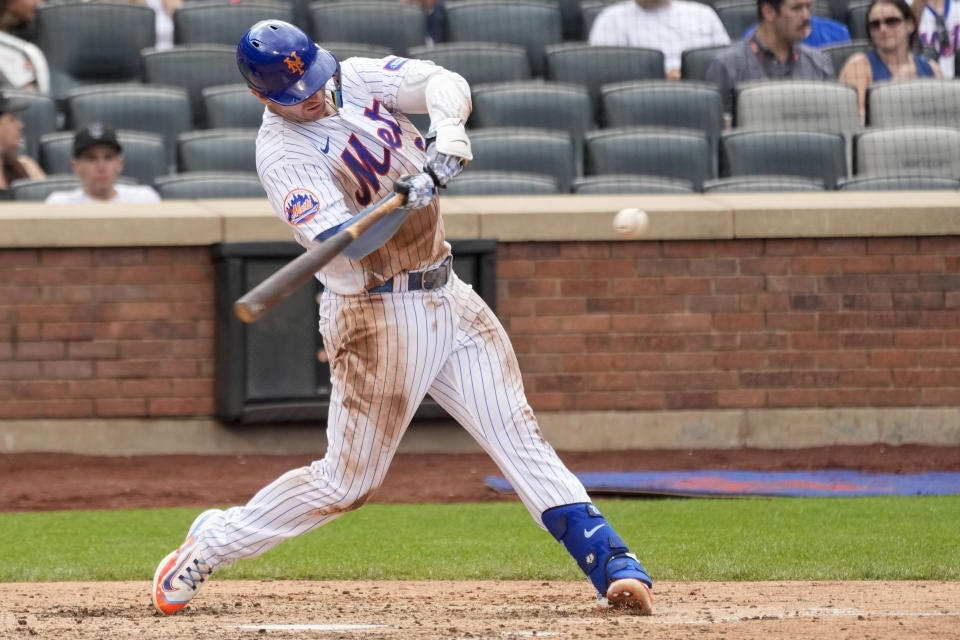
[{"left": 179, "top": 559, "right": 212, "bottom": 591}]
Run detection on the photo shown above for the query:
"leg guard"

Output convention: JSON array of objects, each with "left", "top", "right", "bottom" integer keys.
[{"left": 541, "top": 502, "right": 652, "bottom": 597}]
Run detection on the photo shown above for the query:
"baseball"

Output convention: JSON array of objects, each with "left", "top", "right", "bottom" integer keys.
[{"left": 613, "top": 208, "right": 650, "bottom": 237}]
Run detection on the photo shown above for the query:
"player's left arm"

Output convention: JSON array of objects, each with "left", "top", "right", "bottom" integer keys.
[{"left": 370, "top": 57, "right": 474, "bottom": 186}]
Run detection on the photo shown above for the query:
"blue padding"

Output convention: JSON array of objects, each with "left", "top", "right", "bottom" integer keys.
[
  {"left": 488, "top": 470, "right": 960, "bottom": 498},
  {"left": 541, "top": 503, "right": 651, "bottom": 596}
]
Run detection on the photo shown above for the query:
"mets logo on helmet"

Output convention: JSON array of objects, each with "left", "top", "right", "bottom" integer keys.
[
  {"left": 283, "top": 188, "right": 319, "bottom": 225},
  {"left": 285, "top": 51, "right": 304, "bottom": 75}
]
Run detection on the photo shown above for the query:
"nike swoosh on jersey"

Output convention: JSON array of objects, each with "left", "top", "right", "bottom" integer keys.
[
  {"left": 584, "top": 524, "right": 606, "bottom": 538},
  {"left": 320, "top": 137, "right": 330, "bottom": 154}
]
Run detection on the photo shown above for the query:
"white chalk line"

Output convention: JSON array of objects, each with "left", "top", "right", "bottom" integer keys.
[{"left": 234, "top": 623, "right": 387, "bottom": 631}]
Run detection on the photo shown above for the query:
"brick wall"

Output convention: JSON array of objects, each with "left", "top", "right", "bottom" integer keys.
[
  {"left": 498, "top": 237, "right": 960, "bottom": 412},
  {"left": 0, "top": 247, "right": 215, "bottom": 419},
  {"left": 3, "top": 237, "right": 959, "bottom": 420}
]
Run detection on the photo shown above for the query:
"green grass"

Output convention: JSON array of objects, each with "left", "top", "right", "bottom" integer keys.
[{"left": 1, "top": 497, "right": 958, "bottom": 583}]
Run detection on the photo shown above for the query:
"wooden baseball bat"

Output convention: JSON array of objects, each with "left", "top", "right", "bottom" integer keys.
[{"left": 234, "top": 191, "right": 407, "bottom": 323}]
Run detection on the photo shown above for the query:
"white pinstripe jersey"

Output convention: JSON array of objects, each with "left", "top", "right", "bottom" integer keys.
[{"left": 256, "top": 56, "right": 449, "bottom": 294}]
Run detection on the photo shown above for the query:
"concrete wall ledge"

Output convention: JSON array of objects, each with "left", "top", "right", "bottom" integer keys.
[
  {"left": 2, "top": 191, "right": 959, "bottom": 248},
  {"left": 3, "top": 408, "right": 958, "bottom": 456}
]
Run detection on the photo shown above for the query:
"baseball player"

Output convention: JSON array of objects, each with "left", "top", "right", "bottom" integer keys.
[{"left": 152, "top": 19, "right": 652, "bottom": 616}]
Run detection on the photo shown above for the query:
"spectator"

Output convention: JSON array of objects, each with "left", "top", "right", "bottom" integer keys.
[
  {"left": 0, "top": 28, "right": 45, "bottom": 90},
  {"left": 588, "top": 0, "right": 730, "bottom": 80},
  {"left": 0, "top": 0, "right": 40, "bottom": 43},
  {"left": 704, "top": 0, "right": 834, "bottom": 116},
  {"left": 0, "top": 90, "right": 43, "bottom": 189},
  {"left": 399, "top": 0, "right": 446, "bottom": 46},
  {"left": 44, "top": 124, "right": 161, "bottom": 204},
  {"left": 743, "top": 15, "right": 852, "bottom": 47},
  {"left": 840, "top": 0, "right": 940, "bottom": 118},
  {"left": 908, "top": 0, "right": 958, "bottom": 77}
]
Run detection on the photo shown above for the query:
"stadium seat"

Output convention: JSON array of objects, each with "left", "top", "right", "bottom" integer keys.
[
  {"left": 10, "top": 174, "right": 137, "bottom": 201},
  {"left": 445, "top": 1, "right": 564, "bottom": 76},
  {"left": 837, "top": 174, "right": 960, "bottom": 190},
  {"left": 600, "top": 80, "right": 724, "bottom": 173},
  {"left": 585, "top": 127, "right": 714, "bottom": 191},
  {"left": 681, "top": 44, "right": 730, "bottom": 81},
  {"left": 702, "top": 175, "right": 827, "bottom": 192},
  {"left": 853, "top": 126, "right": 960, "bottom": 178},
  {"left": 466, "top": 128, "right": 576, "bottom": 193},
  {"left": 176, "top": 129, "right": 258, "bottom": 173},
  {"left": 545, "top": 43, "right": 665, "bottom": 112},
  {"left": 202, "top": 85, "right": 266, "bottom": 129},
  {"left": 154, "top": 171, "right": 266, "bottom": 198},
  {"left": 408, "top": 42, "right": 532, "bottom": 86},
  {"left": 39, "top": 130, "right": 168, "bottom": 186},
  {"left": 572, "top": 174, "right": 696, "bottom": 194},
  {"left": 735, "top": 80, "right": 860, "bottom": 172},
  {"left": 444, "top": 171, "right": 560, "bottom": 195},
  {"left": 35, "top": 1, "right": 155, "bottom": 97},
  {"left": 66, "top": 84, "right": 192, "bottom": 170},
  {"left": 580, "top": 0, "right": 611, "bottom": 37},
  {"left": 323, "top": 42, "right": 394, "bottom": 61},
  {"left": 5, "top": 90, "right": 57, "bottom": 162},
  {"left": 821, "top": 39, "right": 871, "bottom": 74},
  {"left": 142, "top": 45, "right": 240, "bottom": 127},
  {"left": 716, "top": 1, "right": 756, "bottom": 39},
  {"left": 846, "top": 0, "right": 871, "bottom": 39},
  {"left": 866, "top": 79, "right": 960, "bottom": 128},
  {"left": 470, "top": 81, "right": 593, "bottom": 173},
  {"left": 173, "top": 1, "right": 294, "bottom": 46},
  {"left": 719, "top": 130, "right": 847, "bottom": 189},
  {"left": 308, "top": 1, "right": 427, "bottom": 57}
]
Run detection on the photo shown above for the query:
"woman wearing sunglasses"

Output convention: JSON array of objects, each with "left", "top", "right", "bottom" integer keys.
[{"left": 839, "top": 0, "right": 941, "bottom": 117}]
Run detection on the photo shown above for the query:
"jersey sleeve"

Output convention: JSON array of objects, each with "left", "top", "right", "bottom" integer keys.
[
  {"left": 260, "top": 162, "right": 353, "bottom": 246},
  {"left": 345, "top": 55, "right": 444, "bottom": 114}
]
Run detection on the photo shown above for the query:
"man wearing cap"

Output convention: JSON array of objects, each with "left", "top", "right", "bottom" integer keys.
[
  {"left": 45, "top": 124, "right": 161, "bottom": 204},
  {"left": 0, "top": 89, "right": 43, "bottom": 190}
]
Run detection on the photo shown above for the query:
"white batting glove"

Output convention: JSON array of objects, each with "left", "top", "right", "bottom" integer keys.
[
  {"left": 425, "top": 118, "right": 472, "bottom": 187},
  {"left": 395, "top": 172, "right": 435, "bottom": 210}
]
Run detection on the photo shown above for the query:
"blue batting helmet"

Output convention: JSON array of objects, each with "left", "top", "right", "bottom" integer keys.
[{"left": 236, "top": 20, "right": 339, "bottom": 106}]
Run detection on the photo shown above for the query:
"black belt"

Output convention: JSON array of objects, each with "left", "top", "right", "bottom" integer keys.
[{"left": 368, "top": 256, "right": 451, "bottom": 294}]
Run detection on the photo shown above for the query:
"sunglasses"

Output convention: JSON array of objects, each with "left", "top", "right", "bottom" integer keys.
[{"left": 868, "top": 16, "right": 904, "bottom": 30}]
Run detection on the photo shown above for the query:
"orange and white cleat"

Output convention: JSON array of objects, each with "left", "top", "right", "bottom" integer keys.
[{"left": 151, "top": 509, "right": 220, "bottom": 615}]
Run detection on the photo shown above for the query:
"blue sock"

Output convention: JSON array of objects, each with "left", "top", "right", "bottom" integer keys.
[{"left": 541, "top": 502, "right": 651, "bottom": 597}]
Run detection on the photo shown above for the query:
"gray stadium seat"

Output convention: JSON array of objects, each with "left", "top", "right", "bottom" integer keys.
[
  {"left": 703, "top": 175, "right": 827, "bottom": 192},
  {"left": 66, "top": 84, "right": 192, "bottom": 170},
  {"left": 837, "top": 174, "right": 960, "bottom": 190},
  {"left": 408, "top": 42, "right": 532, "bottom": 86},
  {"left": 821, "top": 39, "right": 871, "bottom": 74},
  {"left": 866, "top": 79, "right": 960, "bottom": 128},
  {"left": 173, "top": 1, "right": 294, "bottom": 46},
  {"left": 467, "top": 128, "right": 576, "bottom": 193},
  {"left": 585, "top": 127, "right": 714, "bottom": 191},
  {"left": 846, "top": 0, "right": 871, "bottom": 39},
  {"left": 600, "top": 80, "right": 724, "bottom": 173},
  {"left": 545, "top": 43, "right": 665, "bottom": 111},
  {"left": 10, "top": 173, "right": 137, "bottom": 201},
  {"left": 35, "top": 1, "right": 155, "bottom": 97},
  {"left": 471, "top": 81, "right": 593, "bottom": 173},
  {"left": 681, "top": 44, "right": 730, "bottom": 81},
  {"left": 142, "top": 45, "right": 240, "bottom": 127},
  {"left": 154, "top": 171, "right": 266, "bottom": 198},
  {"left": 40, "top": 130, "right": 168, "bottom": 186},
  {"left": 581, "top": 0, "right": 616, "bottom": 37},
  {"left": 444, "top": 171, "right": 560, "bottom": 195},
  {"left": 854, "top": 126, "right": 960, "bottom": 178},
  {"left": 176, "top": 129, "right": 258, "bottom": 173},
  {"left": 6, "top": 90, "right": 57, "bottom": 161},
  {"left": 202, "top": 85, "right": 266, "bottom": 129},
  {"left": 323, "top": 42, "right": 394, "bottom": 61},
  {"left": 572, "top": 174, "right": 696, "bottom": 194},
  {"left": 308, "top": 1, "right": 427, "bottom": 57},
  {"left": 446, "top": 1, "right": 564, "bottom": 76},
  {"left": 716, "top": 1, "right": 756, "bottom": 39},
  {"left": 719, "top": 130, "right": 847, "bottom": 189}
]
